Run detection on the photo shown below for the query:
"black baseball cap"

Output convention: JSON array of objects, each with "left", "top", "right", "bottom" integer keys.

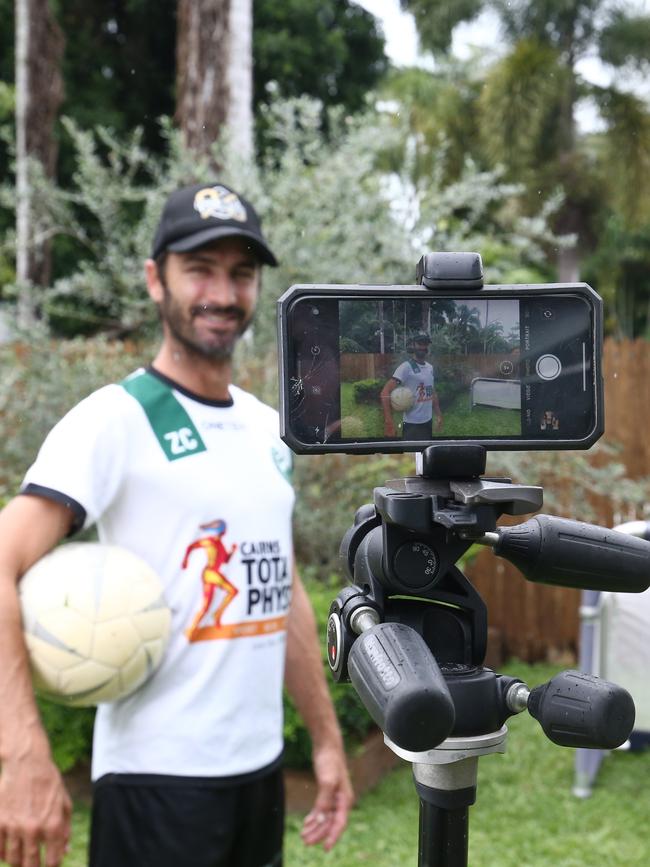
[
  {"left": 410, "top": 332, "right": 432, "bottom": 344},
  {"left": 151, "top": 182, "right": 278, "bottom": 266}
]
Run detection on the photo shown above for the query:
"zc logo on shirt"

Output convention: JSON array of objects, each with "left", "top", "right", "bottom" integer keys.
[
  {"left": 121, "top": 371, "right": 207, "bottom": 462},
  {"left": 164, "top": 427, "right": 200, "bottom": 455}
]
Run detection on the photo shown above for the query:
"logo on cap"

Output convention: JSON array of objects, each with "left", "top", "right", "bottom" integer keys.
[{"left": 193, "top": 185, "right": 247, "bottom": 222}]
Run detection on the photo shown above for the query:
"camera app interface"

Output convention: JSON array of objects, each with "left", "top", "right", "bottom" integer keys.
[{"left": 287, "top": 294, "right": 594, "bottom": 445}]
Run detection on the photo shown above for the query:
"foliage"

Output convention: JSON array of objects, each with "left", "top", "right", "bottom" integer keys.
[
  {"left": 37, "top": 700, "right": 95, "bottom": 773},
  {"left": 598, "top": 10, "right": 650, "bottom": 70},
  {"left": 486, "top": 441, "right": 650, "bottom": 522},
  {"left": 253, "top": 0, "right": 387, "bottom": 117},
  {"left": 283, "top": 577, "right": 375, "bottom": 768},
  {"left": 53, "top": 0, "right": 177, "bottom": 161},
  {"left": 434, "top": 376, "right": 465, "bottom": 410},
  {"left": 379, "top": 64, "right": 486, "bottom": 186},
  {"left": 398, "top": 0, "right": 650, "bottom": 334},
  {"left": 582, "top": 214, "right": 650, "bottom": 338},
  {"left": 0, "top": 332, "right": 148, "bottom": 500},
  {"left": 292, "top": 451, "right": 413, "bottom": 575},
  {"left": 0, "top": 0, "right": 387, "bottom": 167},
  {"left": 353, "top": 378, "right": 384, "bottom": 404},
  {"left": 0, "top": 95, "right": 564, "bottom": 347}
]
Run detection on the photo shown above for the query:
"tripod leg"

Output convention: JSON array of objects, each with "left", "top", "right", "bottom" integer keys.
[
  {"left": 414, "top": 758, "right": 478, "bottom": 867},
  {"left": 419, "top": 801, "right": 468, "bottom": 867}
]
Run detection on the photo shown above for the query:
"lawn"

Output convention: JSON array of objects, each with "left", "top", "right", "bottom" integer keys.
[
  {"left": 340, "top": 381, "right": 385, "bottom": 437},
  {"left": 63, "top": 661, "right": 650, "bottom": 866},
  {"left": 440, "top": 391, "right": 521, "bottom": 438},
  {"left": 339, "top": 383, "right": 521, "bottom": 440}
]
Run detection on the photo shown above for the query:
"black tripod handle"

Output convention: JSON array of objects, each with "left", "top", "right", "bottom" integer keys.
[
  {"left": 494, "top": 515, "right": 650, "bottom": 592},
  {"left": 528, "top": 670, "right": 635, "bottom": 749},
  {"left": 347, "top": 622, "right": 456, "bottom": 753}
]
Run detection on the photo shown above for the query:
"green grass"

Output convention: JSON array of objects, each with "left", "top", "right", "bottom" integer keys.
[
  {"left": 62, "top": 806, "right": 91, "bottom": 867},
  {"left": 339, "top": 383, "right": 521, "bottom": 440},
  {"left": 284, "top": 661, "right": 650, "bottom": 865},
  {"left": 340, "top": 381, "right": 385, "bottom": 437},
  {"left": 63, "top": 662, "right": 650, "bottom": 866},
  {"left": 441, "top": 391, "right": 521, "bottom": 438}
]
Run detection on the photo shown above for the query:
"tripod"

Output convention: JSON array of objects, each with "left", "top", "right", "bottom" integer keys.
[{"left": 327, "top": 444, "right": 650, "bottom": 867}]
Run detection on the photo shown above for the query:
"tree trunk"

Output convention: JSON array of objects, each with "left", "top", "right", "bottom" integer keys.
[
  {"left": 176, "top": 0, "right": 230, "bottom": 161},
  {"left": 556, "top": 244, "right": 580, "bottom": 283},
  {"left": 175, "top": 0, "right": 253, "bottom": 164},
  {"left": 15, "top": 0, "right": 64, "bottom": 325},
  {"left": 227, "top": 0, "right": 253, "bottom": 160}
]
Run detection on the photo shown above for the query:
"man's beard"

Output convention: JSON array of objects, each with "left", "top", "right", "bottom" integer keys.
[{"left": 159, "top": 284, "right": 252, "bottom": 361}]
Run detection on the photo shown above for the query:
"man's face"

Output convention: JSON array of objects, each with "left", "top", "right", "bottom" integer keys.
[
  {"left": 413, "top": 340, "right": 429, "bottom": 361},
  {"left": 152, "top": 238, "right": 260, "bottom": 361}
]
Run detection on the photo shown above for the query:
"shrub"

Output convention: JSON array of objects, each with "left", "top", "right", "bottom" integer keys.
[
  {"left": 37, "top": 701, "right": 95, "bottom": 773},
  {"left": 434, "top": 379, "right": 466, "bottom": 411},
  {"left": 0, "top": 331, "right": 149, "bottom": 500},
  {"left": 340, "top": 337, "right": 364, "bottom": 353},
  {"left": 1, "top": 96, "right": 565, "bottom": 348},
  {"left": 353, "top": 377, "right": 384, "bottom": 404},
  {"left": 283, "top": 576, "right": 376, "bottom": 767}
]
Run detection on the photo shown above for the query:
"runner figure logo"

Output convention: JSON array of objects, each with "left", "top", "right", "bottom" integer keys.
[
  {"left": 183, "top": 520, "right": 290, "bottom": 643},
  {"left": 183, "top": 519, "right": 238, "bottom": 641}
]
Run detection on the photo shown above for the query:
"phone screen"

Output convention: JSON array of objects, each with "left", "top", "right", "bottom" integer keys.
[{"left": 281, "top": 288, "right": 601, "bottom": 452}]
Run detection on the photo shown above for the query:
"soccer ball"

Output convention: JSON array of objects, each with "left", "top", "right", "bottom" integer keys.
[
  {"left": 20, "top": 543, "right": 171, "bottom": 707},
  {"left": 341, "top": 415, "right": 365, "bottom": 438},
  {"left": 390, "top": 386, "right": 415, "bottom": 412}
]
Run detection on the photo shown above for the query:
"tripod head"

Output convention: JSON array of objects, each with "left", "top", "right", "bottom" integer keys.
[{"left": 329, "top": 443, "right": 648, "bottom": 751}]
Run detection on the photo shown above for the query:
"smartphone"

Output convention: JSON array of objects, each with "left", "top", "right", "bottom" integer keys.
[{"left": 277, "top": 283, "right": 603, "bottom": 454}]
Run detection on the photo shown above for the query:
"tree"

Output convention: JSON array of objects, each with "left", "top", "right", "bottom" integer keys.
[
  {"left": 400, "top": 0, "right": 650, "bottom": 285},
  {"left": 1, "top": 0, "right": 386, "bottom": 169},
  {"left": 228, "top": 0, "right": 254, "bottom": 158},
  {"left": 377, "top": 64, "right": 485, "bottom": 188},
  {"left": 253, "top": 0, "right": 387, "bottom": 114},
  {"left": 175, "top": 0, "right": 389, "bottom": 160},
  {"left": 175, "top": 0, "right": 251, "bottom": 161},
  {"left": 14, "top": 0, "right": 64, "bottom": 323}
]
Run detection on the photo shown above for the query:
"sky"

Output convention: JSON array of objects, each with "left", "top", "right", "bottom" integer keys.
[{"left": 353, "top": 0, "right": 650, "bottom": 132}]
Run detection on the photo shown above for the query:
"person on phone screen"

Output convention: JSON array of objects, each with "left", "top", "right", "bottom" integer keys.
[{"left": 380, "top": 333, "right": 443, "bottom": 439}]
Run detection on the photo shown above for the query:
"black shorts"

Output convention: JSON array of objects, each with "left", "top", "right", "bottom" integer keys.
[
  {"left": 402, "top": 420, "right": 433, "bottom": 440},
  {"left": 89, "top": 767, "right": 284, "bottom": 867}
]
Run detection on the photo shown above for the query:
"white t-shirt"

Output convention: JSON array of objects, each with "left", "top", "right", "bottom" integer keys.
[
  {"left": 22, "top": 368, "right": 295, "bottom": 780},
  {"left": 392, "top": 359, "right": 435, "bottom": 424}
]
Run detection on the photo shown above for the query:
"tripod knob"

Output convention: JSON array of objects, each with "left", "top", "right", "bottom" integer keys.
[
  {"left": 348, "top": 622, "right": 455, "bottom": 752},
  {"left": 493, "top": 516, "right": 650, "bottom": 592},
  {"left": 528, "top": 670, "right": 635, "bottom": 749}
]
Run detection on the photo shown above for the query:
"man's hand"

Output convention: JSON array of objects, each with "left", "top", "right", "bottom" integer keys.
[
  {"left": 435, "top": 413, "right": 443, "bottom": 431},
  {"left": 0, "top": 751, "right": 72, "bottom": 867},
  {"left": 300, "top": 742, "right": 354, "bottom": 852},
  {"left": 285, "top": 568, "right": 354, "bottom": 850}
]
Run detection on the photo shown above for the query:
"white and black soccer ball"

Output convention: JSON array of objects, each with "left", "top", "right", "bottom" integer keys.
[
  {"left": 20, "top": 543, "right": 171, "bottom": 707},
  {"left": 390, "top": 386, "right": 415, "bottom": 412}
]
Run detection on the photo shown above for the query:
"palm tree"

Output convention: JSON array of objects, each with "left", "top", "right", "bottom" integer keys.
[{"left": 400, "top": 0, "right": 650, "bottom": 283}]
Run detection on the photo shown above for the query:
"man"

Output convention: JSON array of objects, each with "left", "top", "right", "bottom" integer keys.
[
  {"left": 380, "top": 332, "right": 443, "bottom": 440},
  {"left": 0, "top": 182, "right": 353, "bottom": 867}
]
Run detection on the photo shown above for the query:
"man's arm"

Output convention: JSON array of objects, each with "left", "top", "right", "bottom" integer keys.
[
  {"left": 284, "top": 566, "right": 354, "bottom": 851},
  {"left": 432, "top": 388, "right": 443, "bottom": 431},
  {"left": 0, "top": 495, "right": 74, "bottom": 867},
  {"left": 380, "top": 378, "right": 399, "bottom": 437}
]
